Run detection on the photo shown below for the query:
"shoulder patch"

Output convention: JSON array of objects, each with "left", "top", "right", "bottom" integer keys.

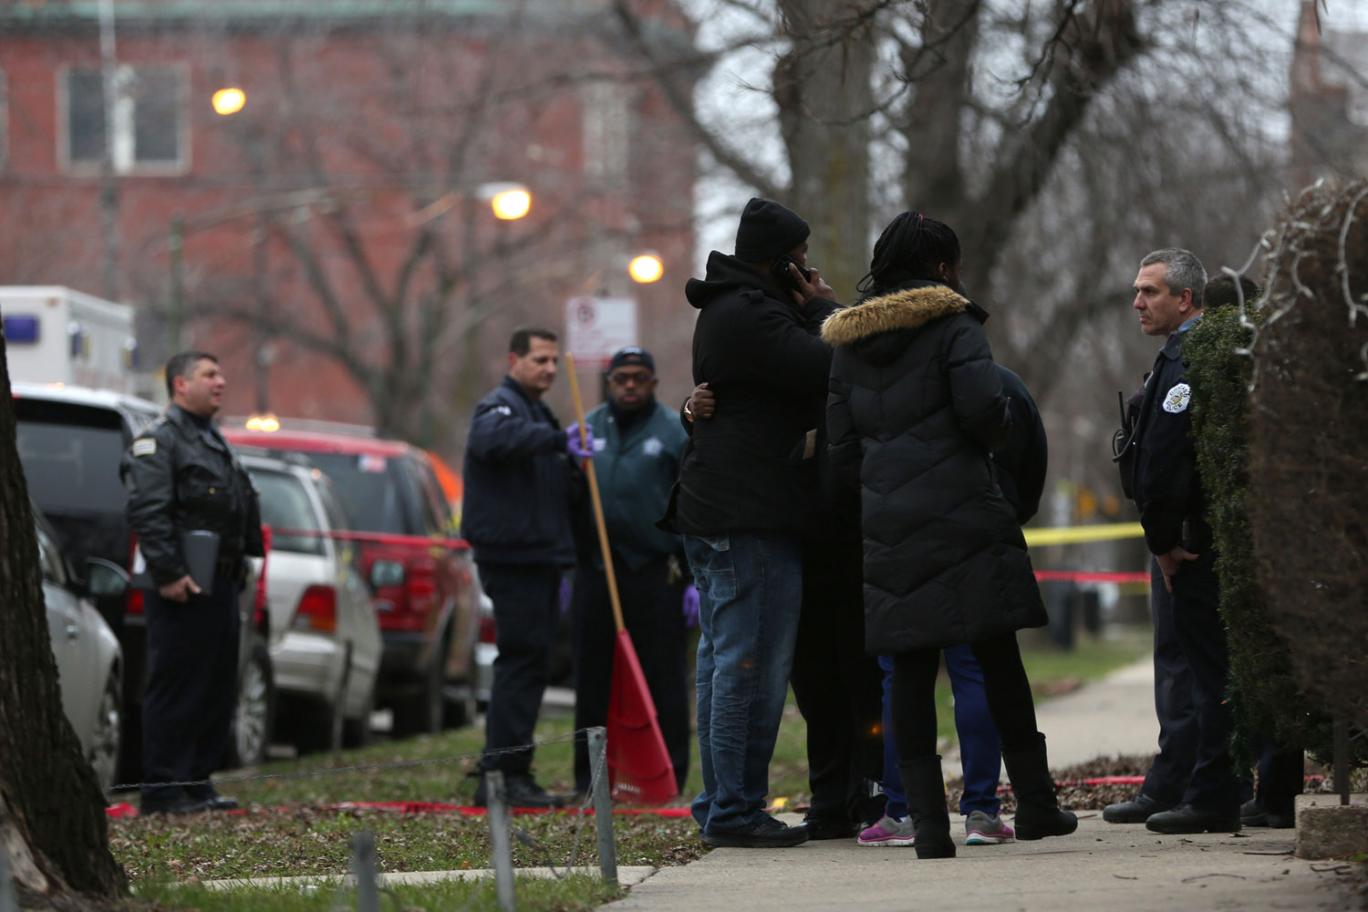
[
  {"left": 132, "top": 438, "right": 158, "bottom": 457},
  {"left": 1162, "top": 382, "right": 1192, "bottom": 414},
  {"left": 495, "top": 405, "right": 513, "bottom": 417}
]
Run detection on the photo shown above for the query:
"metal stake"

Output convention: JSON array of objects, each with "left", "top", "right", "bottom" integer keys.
[
  {"left": 486, "top": 771, "right": 516, "bottom": 912},
  {"left": 350, "top": 830, "right": 380, "bottom": 912},
  {"left": 588, "top": 726, "right": 618, "bottom": 885},
  {"left": 0, "top": 843, "right": 17, "bottom": 912},
  {"left": 1334, "top": 712, "right": 1350, "bottom": 807}
]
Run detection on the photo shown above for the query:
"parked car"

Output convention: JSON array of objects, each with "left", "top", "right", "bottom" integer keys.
[
  {"left": 13, "top": 382, "right": 275, "bottom": 777},
  {"left": 239, "top": 452, "right": 382, "bottom": 752},
  {"left": 35, "top": 509, "right": 127, "bottom": 792},
  {"left": 223, "top": 424, "right": 481, "bottom": 737}
]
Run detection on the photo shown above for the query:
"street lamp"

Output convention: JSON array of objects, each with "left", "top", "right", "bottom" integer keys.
[
  {"left": 628, "top": 251, "right": 664, "bottom": 284},
  {"left": 482, "top": 183, "right": 532, "bottom": 221},
  {"left": 212, "top": 86, "right": 247, "bottom": 117}
]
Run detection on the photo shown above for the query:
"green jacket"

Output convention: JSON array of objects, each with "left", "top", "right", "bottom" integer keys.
[{"left": 586, "top": 399, "right": 688, "bottom": 571}]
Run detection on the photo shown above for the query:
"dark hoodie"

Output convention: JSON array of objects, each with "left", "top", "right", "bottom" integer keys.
[
  {"left": 673, "top": 251, "right": 838, "bottom": 537},
  {"left": 821, "top": 280, "right": 1045, "bottom": 653}
]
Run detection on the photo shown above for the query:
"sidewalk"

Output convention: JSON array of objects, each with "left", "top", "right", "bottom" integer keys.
[
  {"left": 606, "top": 815, "right": 1350, "bottom": 911},
  {"left": 607, "top": 655, "right": 1357, "bottom": 911}
]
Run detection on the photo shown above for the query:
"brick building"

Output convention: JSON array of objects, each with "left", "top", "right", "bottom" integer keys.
[
  {"left": 0, "top": 0, "right": 697, "bottom": 452},
  {"left": 1289, "top": 0, "right": 1368, "bottom": 189}
]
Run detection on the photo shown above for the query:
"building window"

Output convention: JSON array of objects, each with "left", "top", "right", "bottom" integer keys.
[
  {"left": 0, "top": 72, "right": 8, "bottom": 170},
  {"left": 582, "top": 82, "right": 631, "bottom": 185},
  {"left": 62, "top": 65, "right": 187, "bottom": 174}
]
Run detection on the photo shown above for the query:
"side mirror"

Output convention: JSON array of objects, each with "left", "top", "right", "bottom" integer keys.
[{"left": 85, "top": 558, "right": 130, "bottom": 599}]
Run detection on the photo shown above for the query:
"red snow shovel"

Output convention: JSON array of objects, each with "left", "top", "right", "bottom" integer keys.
[{"left": 565, "top": 354, "right": 678, "bottom": 804}]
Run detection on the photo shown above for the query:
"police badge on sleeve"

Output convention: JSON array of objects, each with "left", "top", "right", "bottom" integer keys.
[{"left": 1162, "top": 382, "right": 1192, "bottom": 414}]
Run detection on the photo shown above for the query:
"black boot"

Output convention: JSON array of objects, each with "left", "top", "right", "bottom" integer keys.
[
  {"left": 900, "top": 756, "right": 956, "bottom": 859},
  {"left": 1002, "top": 734, "right": 1078, "bottom": 841}
]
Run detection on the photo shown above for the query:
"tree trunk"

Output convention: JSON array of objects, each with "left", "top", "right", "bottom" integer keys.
[
  {"left": 775, "top": 0, "right": 875, "bottom": 302},
  {"left": 0, "top": 335, "right": 127, "bottom": 907}
]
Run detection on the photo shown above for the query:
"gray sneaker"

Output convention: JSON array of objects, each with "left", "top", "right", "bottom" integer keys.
[{"left": 964, "top": 810, "right": 1016, "bottom": 845}]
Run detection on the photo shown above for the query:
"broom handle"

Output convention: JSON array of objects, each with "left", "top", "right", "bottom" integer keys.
[{"left": 564, "top": 354, "right": 627, "bottom": 634}]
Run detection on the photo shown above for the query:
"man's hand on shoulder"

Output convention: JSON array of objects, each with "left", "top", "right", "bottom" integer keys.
[{"left": 684, "top": 383, "right": 715, "bottom": 423}]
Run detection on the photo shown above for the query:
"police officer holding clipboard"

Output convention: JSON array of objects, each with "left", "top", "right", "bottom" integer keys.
[{"left": 122, "top": 351, "right": 263, "bottom": 815}]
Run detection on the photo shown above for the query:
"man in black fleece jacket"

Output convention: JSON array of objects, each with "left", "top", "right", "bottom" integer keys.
[{"left": 675, "top": 198, "right": 838, "bottom": 848}]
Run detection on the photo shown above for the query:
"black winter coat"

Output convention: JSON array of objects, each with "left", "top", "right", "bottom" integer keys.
[
  {"left": 461, "top": 377, "right": 580, "bottom": 566},
  {"left": 821, "top": 282, "right": 1046, "bottom": 653},
  {"left": 121, "top": 405, "right": 264, "bottom": 586},
  {"left": 672, "top": 252, "right": 837, "bottom": 538}
]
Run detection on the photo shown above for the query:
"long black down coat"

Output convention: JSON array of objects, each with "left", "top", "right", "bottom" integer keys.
[{"left": 820, "top": 282, "right": 1046, "bottom": 653}]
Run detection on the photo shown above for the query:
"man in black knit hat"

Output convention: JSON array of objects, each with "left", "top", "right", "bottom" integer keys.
[{"left": 673, "top": 198, "right": 839, "bottom": 848}]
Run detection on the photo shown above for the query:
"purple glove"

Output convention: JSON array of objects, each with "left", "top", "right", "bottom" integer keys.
[
  {"left": 565, "top": 424, "right": 594, "bottom": 460},
  {"left": 682, "top": 584, "right": 700, "bottom": 629}
]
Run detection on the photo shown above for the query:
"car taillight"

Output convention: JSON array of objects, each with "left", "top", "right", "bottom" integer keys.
[
  {"left": 293, "top": 585, "right": 337, "bottom": 633},
  {"left": 406, "top": 558, "right": 437, "bottom": 605},
  {"left": 126, "top": 532, "right": 143, "bottom": 614},
  {"left": 479, "top": 614, "right": 497, "bottom": 645}
]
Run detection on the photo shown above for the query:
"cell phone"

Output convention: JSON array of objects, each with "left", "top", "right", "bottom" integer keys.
[{"left": 770, "top": 255, "right": 812, "bottom": 292}]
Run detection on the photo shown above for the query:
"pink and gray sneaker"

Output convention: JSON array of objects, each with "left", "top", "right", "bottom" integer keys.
[
  {"left": 964, "top": 810, "right": 1015, "bottom": 845},
  {"left": 857, "top": 815, "right": 916, "bottom": 847}
]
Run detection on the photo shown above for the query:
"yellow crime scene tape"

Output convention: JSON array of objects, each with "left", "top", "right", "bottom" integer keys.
[{"left": 1023, "top": 522, "right": 1145, "bottom": 547}]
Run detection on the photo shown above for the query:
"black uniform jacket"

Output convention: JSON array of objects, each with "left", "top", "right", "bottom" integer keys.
[
  {"left": 121, "top": 405, "right": 264, "bottom": 586},
  {"left": 673, "top": 251, "right": 838, "bottom": 538},
  {"left": 461, "top": 376, "right": 581, "bottom": 567},
  {"left": 1128, "top": 322, "right": 1205, "bottom": 555},
  {"left": 821, "top": 281, "right": 1046, "bottom": 653}
]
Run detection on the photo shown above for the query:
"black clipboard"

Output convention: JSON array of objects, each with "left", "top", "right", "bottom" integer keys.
[{"left": 131, "top": 530, "right": 220, "bottom": 592}]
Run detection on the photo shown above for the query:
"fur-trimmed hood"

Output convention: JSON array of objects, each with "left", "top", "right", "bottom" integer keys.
[{"left": 821, "top": 283, "right": 973, "bottom": 347}]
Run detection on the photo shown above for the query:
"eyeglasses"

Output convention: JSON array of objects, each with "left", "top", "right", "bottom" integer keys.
[{"left": 608, "top": 370, "right": 653, "bottom": 387}]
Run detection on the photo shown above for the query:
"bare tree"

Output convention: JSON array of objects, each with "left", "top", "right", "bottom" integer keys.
[{"left": 0, "top": 341, "right": 127, "bottom": 908}]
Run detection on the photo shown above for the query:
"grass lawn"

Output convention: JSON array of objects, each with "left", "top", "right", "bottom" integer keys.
[{"left": 111, "top": 630, "right": 1147, "bottom": 908}]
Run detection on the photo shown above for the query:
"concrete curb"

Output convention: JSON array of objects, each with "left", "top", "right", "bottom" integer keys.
[
  {"left": 1296, "top": 793, "right": 1368, "bottom": 860},
  {"left": 195, "top": 865, "right": 657, "bottom": 891}
]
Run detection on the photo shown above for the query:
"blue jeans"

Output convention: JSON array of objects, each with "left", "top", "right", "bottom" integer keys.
[
  {"left": 879, "top": 648, "right": 1003, "bottom": 818},
  {"left": 684, "top": 531, "right": 803, "bottom": 833}
]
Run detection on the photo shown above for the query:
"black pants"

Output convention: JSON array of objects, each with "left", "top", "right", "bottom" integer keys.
[
  {"left": 1168, "top": 550, "right": 1240, "bottom": 813},
  {"left": 141, "top": 572, "right": 241, "bottom": 806},
  {"left": 479, "top": 562, "right": 562, "bottom": 775},
  {"left": 1255, "top": 740, "right": 1305, "bottom": 817},
  {"left": 572, "top": 555, "right": 690, "bottom": 794},
  {"left": 1141, "top": 558, "right": 1200, "bottom": 804},
  {"left": 790, "top": 537, "right": 884, "bottom": 823},
  {"left": 890, "top": 631, "right": 1038, "bottom": 761}
]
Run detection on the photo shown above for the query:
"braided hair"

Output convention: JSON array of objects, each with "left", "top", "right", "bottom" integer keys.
[{"left": 856, "top": 211, "right": 961, "bottom": 296}]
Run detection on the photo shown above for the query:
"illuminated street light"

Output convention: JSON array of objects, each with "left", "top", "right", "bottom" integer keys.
[
  {"left": 479, "top": 182, "right": 532, "bottom": 221},
  {"left": 212, "top": 87, "right": 247, "bottom": 117},
  {"left": 244, "top": 412, "right": 281, "bottom": 432},
  {"left": 628, "top": 252, "right": 665, "bottom": 284}
]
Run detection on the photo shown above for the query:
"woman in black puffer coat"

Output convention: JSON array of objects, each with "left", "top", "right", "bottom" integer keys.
[{"left": 821, "top": 212, "right": 1076, "bottom": 858}]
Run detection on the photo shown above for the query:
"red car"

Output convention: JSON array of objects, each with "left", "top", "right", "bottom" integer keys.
[{"left": 222, "top": 425, "right": 480, "bottom": 736}]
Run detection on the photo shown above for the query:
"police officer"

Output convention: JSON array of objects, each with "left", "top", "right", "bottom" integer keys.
[
  {"left": 570, "top": 346, "right": 691, "bottom": 796},
  {"left": 463, "top": 327, "right": 586, "bottom": 808},
  {"left": 122, "top": 351, "right": 263, "bottom": 815},
  {"left": 1111, "top": 249, "right": 1241, "bottom": 834}
]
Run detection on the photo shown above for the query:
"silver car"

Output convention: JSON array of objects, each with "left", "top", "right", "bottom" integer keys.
[
  {"left": 36, "top": 512, "right": 125, "bottom": 791},
  {"left": 242, "top": 454, "right": 381, "bottom": 753}
]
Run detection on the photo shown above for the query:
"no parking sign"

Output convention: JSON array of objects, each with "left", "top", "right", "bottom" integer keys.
[{"left": 565, "top": 296, "right": 638, "bottom": 366}]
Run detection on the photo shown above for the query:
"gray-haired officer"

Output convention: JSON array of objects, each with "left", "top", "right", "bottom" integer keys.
[
  {"left": 1109, "top": 249, "right": 1240, "bottom": 834},
  {"left": 122, "top": 351, "right": 263, "bottom": 815}
]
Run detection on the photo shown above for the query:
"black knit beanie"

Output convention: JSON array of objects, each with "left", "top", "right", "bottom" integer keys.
[{"left": 733, "top": 198, "right": 810, "bottom": 262}]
